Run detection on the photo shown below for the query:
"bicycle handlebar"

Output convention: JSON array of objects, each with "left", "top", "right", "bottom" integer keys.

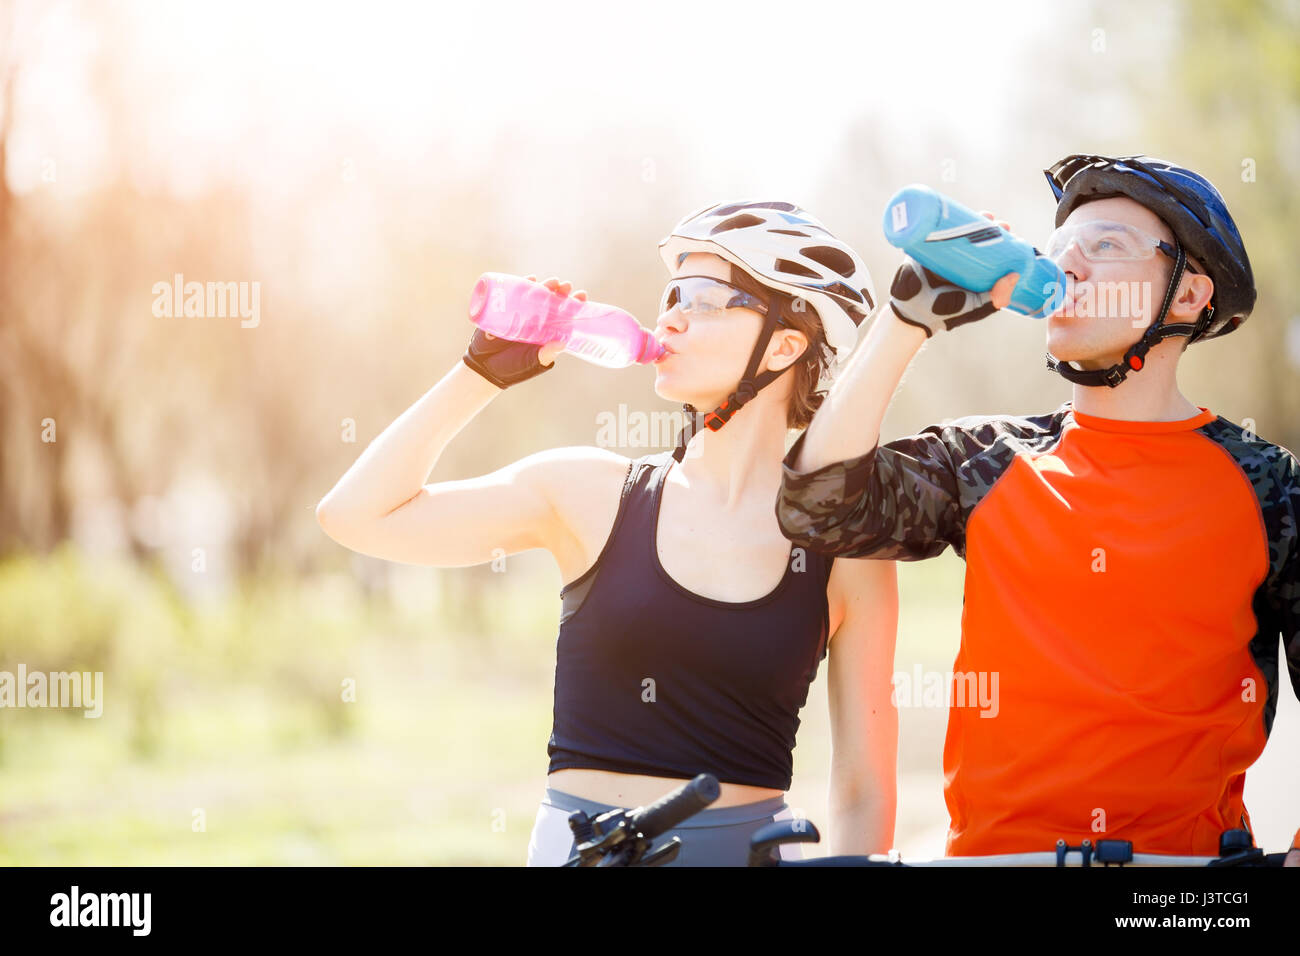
[
  {"left": 562, "top": 773, "right": 722, "bottom": 867},
  {"left": 629, "top": 773, "right": 721, "bottom": 841}
]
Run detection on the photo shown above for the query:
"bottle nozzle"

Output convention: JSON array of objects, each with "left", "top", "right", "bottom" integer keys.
[{"left": 639, "top": 330, "right": 666, "bottom": 364}]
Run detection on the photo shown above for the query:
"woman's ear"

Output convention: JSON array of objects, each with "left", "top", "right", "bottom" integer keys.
[{"left": 766, "top": 328, "right": 809, "bottom": 373}]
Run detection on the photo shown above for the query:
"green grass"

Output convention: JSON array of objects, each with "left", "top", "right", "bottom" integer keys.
[{"left": 0, "top": 549, "right": 970, "bottom": 864}]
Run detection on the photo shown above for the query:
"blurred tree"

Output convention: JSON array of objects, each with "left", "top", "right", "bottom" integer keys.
[
  {"left": 0, "top": 0, "right": 20, "bottom": 553},
  {"left": 1155, "top": 0, "right": 1300, "bottom": 451}
]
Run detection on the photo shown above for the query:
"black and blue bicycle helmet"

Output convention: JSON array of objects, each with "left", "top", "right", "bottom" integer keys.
[{"left": 1042, "top": 154, "right": 1257, "bottom": 387}]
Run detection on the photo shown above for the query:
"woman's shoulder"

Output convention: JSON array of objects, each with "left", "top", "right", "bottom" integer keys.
[
  {"left": 520, "top": 445, "right": 638, "bottom": 490},
  {"left": 518, "top": 445, "right": 649, "bottom": 528}
]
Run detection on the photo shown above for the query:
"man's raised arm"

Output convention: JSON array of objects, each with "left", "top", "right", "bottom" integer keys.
[{"left": 776, "top": 257, "right": 1019, "bottom": 560}]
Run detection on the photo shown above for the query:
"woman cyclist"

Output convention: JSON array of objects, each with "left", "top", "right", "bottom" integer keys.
[{"left": 315, "top": 200, "right": 899, "bottom": 865}]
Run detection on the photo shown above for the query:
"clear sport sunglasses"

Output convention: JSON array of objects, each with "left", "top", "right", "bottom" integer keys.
[
  {"left": 1043, "top": 220, "right": 1201, "bottom": 273},
  {"left": 660, "top": 276, "right": 787, "bottom": 324}
]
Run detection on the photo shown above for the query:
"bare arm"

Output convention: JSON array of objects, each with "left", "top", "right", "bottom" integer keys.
[
  {"left": 794, "top": 266, "right": 1020, "bottom": 474},
  {"left": 825, "top": 556, "right": 900, "bottom": 856},
  {"left": 794, "top": 312, "right": 927, "bottom": 472},
  {"left": 775, "top": 249, "right": 1023, "bottom": 560},
  {"left": 317, "top": 362, "right": 613, "bottom": 566},
  {"left": 316, "top": 276, "right": 613, "bottom": 568}
]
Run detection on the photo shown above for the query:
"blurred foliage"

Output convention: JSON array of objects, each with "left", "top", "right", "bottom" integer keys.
[
  {"left": 1159, "top": 0, "right": 1300, "bottom": 451},
  {"left": 0, "top": 547, "right": 361, "bottom": 761},
  {"left": 0, "top": 545, "right": 968, "bottom": 864}
]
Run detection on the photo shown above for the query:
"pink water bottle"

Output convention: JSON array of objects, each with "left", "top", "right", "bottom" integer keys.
[{"left": 468, "top": 273, "right": 665, "bottom": 368}]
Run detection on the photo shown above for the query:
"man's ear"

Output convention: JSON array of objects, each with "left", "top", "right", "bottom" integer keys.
[
  {"left": 766, "top": 329, "right": 809, "bottom": 372},
  {"left": 1170, "top": 272, "right": 1214, "bottom": 322}
]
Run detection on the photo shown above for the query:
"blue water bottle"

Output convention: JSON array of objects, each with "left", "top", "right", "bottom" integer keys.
[{"left": 882, "top": 184, "right": 1065, "bottom": 319}]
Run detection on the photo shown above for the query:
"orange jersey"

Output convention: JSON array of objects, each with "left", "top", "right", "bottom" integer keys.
[{"left": 778, "top": 403, "right": 1300, "bottom": 856}]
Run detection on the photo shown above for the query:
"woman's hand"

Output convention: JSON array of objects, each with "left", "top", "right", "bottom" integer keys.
[
  {"left": 465, "top": 274, "right": 588, "bottom": 387},
  {"left": 525, "top": 275, "right": 587, "bottom": 366}
]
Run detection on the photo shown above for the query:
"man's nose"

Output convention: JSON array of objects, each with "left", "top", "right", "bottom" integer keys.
[{"left": 1054, "top": 241, "right": 1090, "bottom": 282}]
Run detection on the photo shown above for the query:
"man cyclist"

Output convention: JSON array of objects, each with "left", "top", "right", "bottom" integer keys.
[{"left": 775, "top": 154, "right": 1300, "bottom": 864}]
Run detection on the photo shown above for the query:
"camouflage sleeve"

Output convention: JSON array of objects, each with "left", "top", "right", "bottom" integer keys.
[
  {"left": 1200, "top": 419, "right": 1300, "bottom": 732},
  {"left": 776, "top": 427, "right": 964, "bottom": 561}
]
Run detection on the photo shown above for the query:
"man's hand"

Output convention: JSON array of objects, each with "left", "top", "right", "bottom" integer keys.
[
  {"left": 887, "top": 211, "right": 1022, "bottom": 337},
  {"left": 889, "top": 259, "right": 1020, "bottom": 336}
]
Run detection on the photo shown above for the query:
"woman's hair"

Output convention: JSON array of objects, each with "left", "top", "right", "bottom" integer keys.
[{"left": 729, "top": 265, "right": 834, "bottom": 430}]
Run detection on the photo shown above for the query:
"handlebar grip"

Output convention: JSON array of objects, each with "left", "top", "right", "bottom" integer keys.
[{"left": 628, "top": 774, "right": 720, "bottom": 841}]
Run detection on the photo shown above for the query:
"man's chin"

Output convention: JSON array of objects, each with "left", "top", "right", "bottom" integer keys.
[
  {"left": 1046, "top": 331, "right": 1079, "bottom": 362},
  {"left": 1046, "top": 344, "right": 1127, "bottom": 371},
  {"left": 1047, "top": 332, "right": 1105, "bottom": 367}
]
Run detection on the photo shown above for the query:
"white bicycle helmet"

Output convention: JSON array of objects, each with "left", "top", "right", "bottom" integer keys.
[{"left": 658, "top": 200, "right": 876, "bottom": 460}]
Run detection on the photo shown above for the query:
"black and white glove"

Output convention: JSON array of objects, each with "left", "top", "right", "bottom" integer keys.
[{"left": 888, "top": 257, "right": 1000, "bottom": 337}]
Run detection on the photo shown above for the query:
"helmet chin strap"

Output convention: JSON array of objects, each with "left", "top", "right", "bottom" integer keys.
[
  {"left": 1045, "top": 240, "right": 1211, "bottom": 388},
  {"left": 671, "top": 304, "right": 793, "bottom": 463}
]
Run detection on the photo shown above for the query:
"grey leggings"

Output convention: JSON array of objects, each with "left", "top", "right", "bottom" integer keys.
[{"left": 526, "top": 787, "right": 801, "bottom": 867}]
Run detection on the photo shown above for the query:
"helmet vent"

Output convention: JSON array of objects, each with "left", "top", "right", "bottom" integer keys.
[
  {"left": 715, "top": 201, "right": 797, "bottom": 216},
  {"left": 770, "top": 229, "right": 811, "bottom": 237},
  {"left": 800, "top": 244, "right": 858, "bottom": 278},
  {"left": 710, "top": 214, "right": 764, "bottom": 234},
  {"left": 774, "top": 258, "right": 820, "bottom": 279},
  {"left": 824, "top": 281, "right": 865, "bottom": 303}
]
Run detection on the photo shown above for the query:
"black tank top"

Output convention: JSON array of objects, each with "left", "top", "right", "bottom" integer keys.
[{"left": 546, "top": 450, "right": 834, "bottom": 791}]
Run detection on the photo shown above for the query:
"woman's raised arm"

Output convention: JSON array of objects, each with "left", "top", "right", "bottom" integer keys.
[{"left": 316, "top": 276, "right": 616, "bottom": 568}]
